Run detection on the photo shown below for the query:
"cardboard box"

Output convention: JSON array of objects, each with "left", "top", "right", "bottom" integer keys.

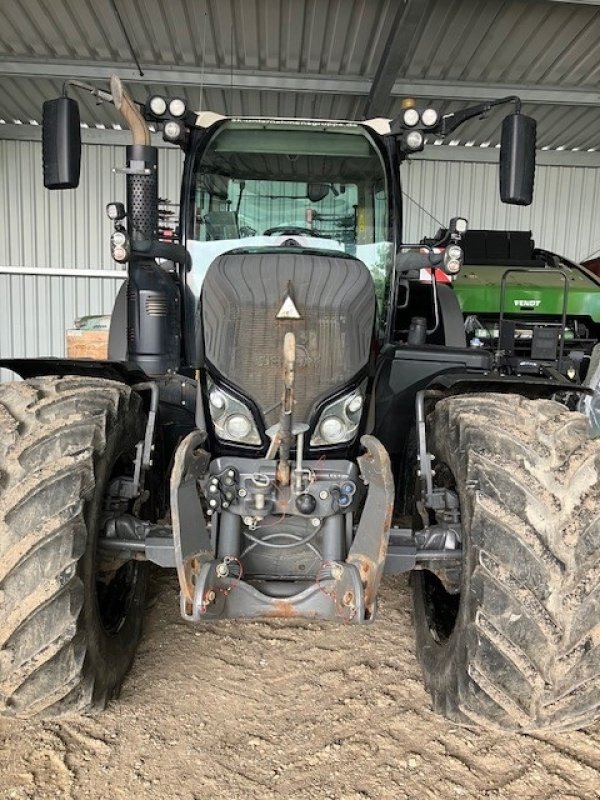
[{"left": 66, "top": 329, "right": 109, "bottom": 360}]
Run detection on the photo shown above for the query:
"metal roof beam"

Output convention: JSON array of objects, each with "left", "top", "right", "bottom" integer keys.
[
  {"left": 412, "top": 145, "right": 600, "bottom": 168},
  {"left": 0, "top": 59, "right": 370, "bottom": 95},
  {"left": 0, "top": 59, "right": 599, "bottom": 107},
  {"left": 0, "top": 123, "right": 166, "bottom": 146},
  {"left": 3, "top": 122, "right": 600, "bottom": 167},
  {"left": 363, "top": 0, "right": 431, "bottom": 118},
  {"left": 392, "top": 79, "right": 600, "bottom": 106}
]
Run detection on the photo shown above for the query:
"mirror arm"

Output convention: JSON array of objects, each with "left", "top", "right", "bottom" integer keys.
[
  {"left": 61, "top": 79, "right": 146, "bottom": 119},
  {"left": 62, "top": 77, "right": 150, "bottom": 147},
  {"left": 437, "top": 95, "right": 522, "bottom": 137},
  {"left": 62, "top": 80, "right": 114, "bottom": 105}
]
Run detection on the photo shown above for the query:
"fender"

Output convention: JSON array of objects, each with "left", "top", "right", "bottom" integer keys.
[
  {"left": 0, "top": 357, "right": 147, "bottom": 384},
  {"left": 427, "top": 370, "right": 590, "bottom": 400}
]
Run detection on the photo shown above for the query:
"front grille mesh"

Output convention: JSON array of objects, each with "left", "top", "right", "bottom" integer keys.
[{"left": 202, "top": 252, "right": 375, "bottom": 427}]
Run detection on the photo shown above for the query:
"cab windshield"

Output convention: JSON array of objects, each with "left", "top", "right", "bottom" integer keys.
[{"left": 186, "top": 121, "right": 393, "bottom": 310}]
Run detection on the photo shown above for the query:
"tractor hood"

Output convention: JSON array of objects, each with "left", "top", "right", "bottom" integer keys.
[
  {"left": 452, "top": 263, "right": 600, "bottom": 323},
  {"left": 201, "top": 249, "right": 376, "bottom": 432}
]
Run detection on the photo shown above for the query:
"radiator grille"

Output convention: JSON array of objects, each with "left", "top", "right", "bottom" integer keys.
[{"left": 202, "top": 252, "right": 375, "bottom": 427}]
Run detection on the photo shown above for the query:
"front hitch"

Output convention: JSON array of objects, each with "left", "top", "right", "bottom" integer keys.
[{"left": 174, "top": 434, "right": 394, "bottom": 624}]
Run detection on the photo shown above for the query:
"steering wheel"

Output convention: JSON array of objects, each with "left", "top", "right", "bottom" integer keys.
[{"left": 263, "top": 225, "right": 320, "bottom": 237}]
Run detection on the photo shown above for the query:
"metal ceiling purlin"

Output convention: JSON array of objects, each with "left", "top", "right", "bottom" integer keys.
[{"left": 2, "top": 59, "right": 600, "bottom": 106}]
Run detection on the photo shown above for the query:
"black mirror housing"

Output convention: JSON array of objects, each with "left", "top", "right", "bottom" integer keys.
[
  {"left": 499, "top": 112, "right": 536, "bottom": 206},
  {"left": 42, "top": 97, "right": 81, "bottom": 189}
]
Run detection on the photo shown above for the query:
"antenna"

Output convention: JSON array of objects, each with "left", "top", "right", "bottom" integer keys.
[
  {"left": 230, "top": 25, "right": 234, "bottom": 95},
  {"left": 198, "top": 9, "right": 208, "bottom": 113},
  {"left": 109, "top": 0, "right": 144, "bottom": 78}
]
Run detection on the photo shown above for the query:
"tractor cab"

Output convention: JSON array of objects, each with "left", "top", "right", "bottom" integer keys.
[{"left": 182, "top": 119, "right": 395, "bottom": 318}]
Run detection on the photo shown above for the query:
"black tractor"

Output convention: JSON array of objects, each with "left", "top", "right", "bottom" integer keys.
[{"left": 1, "top": 76, "right": 598, "bottom": 733}]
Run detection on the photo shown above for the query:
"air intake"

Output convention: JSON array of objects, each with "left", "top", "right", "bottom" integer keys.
[{"left": 145, "top": 296, "right": 168, "bottom": 317}]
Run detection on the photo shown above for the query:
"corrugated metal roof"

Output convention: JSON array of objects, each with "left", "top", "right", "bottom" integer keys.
[
  {"left": 0, "top": 0, "right": 395, "bottom": 73},
  {"left": 1, "top": 0, "right": 600, "bottom": 149}
]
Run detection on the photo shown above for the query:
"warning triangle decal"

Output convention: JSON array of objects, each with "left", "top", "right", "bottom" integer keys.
[{"left": 276, "top": 294, "right": 302, "bottom": 320}]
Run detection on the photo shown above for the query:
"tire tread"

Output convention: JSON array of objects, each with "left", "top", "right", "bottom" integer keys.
[
  {"left": 0, "top": 376, "right": 139, "bottom": 717},
  {"left": 416, "top": 392, "right": 600, "bottom": 731}
]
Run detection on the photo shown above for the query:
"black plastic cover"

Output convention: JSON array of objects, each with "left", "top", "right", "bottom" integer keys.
[
  {"left": 462, "top": 229, "right": 539, "bottom": 266},
  {"left": 127, "top": 260, "right": 181, "bottom": 375},
  {"left": 373, "top": 344, "right": 493, "bottom": 455},
  {"left": 42, "top": 97, "right": 81, "bottom": 190}
]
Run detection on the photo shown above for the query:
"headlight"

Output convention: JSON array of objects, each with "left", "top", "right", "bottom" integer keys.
[
  {"left": 225, "top": 414, "right": 252, "bottom": 440},
  {"left": 446, "top": 244, "right": 463, "bottom": 261},
  {"left": 164, "top": 120, "right": 182, "bottom": 140},
  {"left": 405, "top": 130, "right": 424, "bottom": 150},
  {"left": 421, "top": 108, "right": 438, "bottom": 127},
  {"left": 149, "top": 95, "right": 167, "bottom": 116},
  {"left": 403, "top": 108, "right": 420, "bottom": 127},
  {"left": 208, "top": 381, "right": 261, "bottom": 445},
  {"left": 319, "top": 416, "right": 345, "bottom": 443},
  {"left": 168, "top": 98, "right": 187, "bottom": 118},
  {"left": 106, "top": 202, "right": 126, "bottom": 221},
  {"left": 310, "top": 387, "right": 364, "bottom": 447},
  {"left": 443, "top": 244, "right": 464, "bottom": 275},
  {"left": 209, "top": 388, "right": 226, "bottom": 410}
]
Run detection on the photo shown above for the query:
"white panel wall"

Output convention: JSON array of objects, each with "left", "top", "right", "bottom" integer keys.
[
  {"left": 0, "top": 140, "right": 182, "bottom": 377},
  {"left": 1, "top": 137, "right": 599, "bottom": 373},
  {"left": 402, "top": 157, "right": 600, "bottom": 261}
]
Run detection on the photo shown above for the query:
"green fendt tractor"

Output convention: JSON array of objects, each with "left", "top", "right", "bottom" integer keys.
[{"left": 1, "top": 75, "right": 599, "bottom": 732}]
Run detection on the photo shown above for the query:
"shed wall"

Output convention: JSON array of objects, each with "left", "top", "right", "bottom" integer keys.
[{"left": 1, "top": 138, "right": 598, "bottom": 369}]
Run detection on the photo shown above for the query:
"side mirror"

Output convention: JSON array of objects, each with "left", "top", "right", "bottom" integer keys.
[
  {"left": 42, "top": 97, "right": 81, "bottom": 189},
  {"left": 499, "top": 112, "right": 536, "bottom": 206}
]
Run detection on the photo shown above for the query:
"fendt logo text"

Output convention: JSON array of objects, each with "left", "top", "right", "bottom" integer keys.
[{"left": 513, "top": 299, "right": 541, "bottom": 308}]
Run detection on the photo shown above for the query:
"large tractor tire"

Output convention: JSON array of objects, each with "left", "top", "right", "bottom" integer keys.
[
  {"left": 412, "top": 393, "right": 600, "bottom": 732},
  {"left": 0, "top": 376, "right": 147, "bottom": 717}
]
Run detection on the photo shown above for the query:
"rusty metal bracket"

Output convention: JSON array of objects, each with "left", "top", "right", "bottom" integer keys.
[
  {"left": 170, "top": 430, "right": 212, "bottom": 610},
  {"left": 347, "top": 434, "right": 394, "bottom": 618},
  {"left": 183, "top": 559, "right": 366, "bottom": 623}
]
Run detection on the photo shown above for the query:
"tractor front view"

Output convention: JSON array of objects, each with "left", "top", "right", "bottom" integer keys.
[{"left": 1, "top": 75, "right": 599, "bottom": 733}]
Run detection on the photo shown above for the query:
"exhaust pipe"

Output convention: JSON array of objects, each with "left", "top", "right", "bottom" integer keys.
[
  {"left": 110, "top": 74, "right": 157, "bottom": 241},
  {"left": 110, "top": 74, "right": 180, "bottom": 375},
  {"left": 110, "top": 75, "right": 150, "bottom": 147}
]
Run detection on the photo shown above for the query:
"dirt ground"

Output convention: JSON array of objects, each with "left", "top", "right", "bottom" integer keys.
[{"left": 1, "top": 573, "right": 599, "bottom": 800}]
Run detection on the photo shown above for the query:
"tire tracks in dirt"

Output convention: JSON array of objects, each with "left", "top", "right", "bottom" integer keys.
[{"left": 1, "top": 573, "right": 599, "bottom": 800}]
